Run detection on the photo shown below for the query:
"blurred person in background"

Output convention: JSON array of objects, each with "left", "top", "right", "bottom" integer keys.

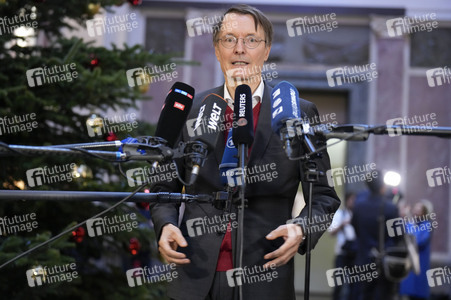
[
  {"left": 399, "top": 200, "right": 434, "bottom": 300},
  {"left": 330, "top": 192, "right": 358, "bottom": 300},
  {"left": 351, "top": 171, "right": 399, "bottom": 300}
]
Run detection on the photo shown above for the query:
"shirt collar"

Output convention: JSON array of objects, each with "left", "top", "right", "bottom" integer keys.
[{"left": 224, "top": 79, "right": 264, "bottom": 109}]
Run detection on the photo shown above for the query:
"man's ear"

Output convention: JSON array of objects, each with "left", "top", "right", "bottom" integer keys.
[
  {"left": 264, "top": 45, "right": 271, "bottom": 62},
  {"left": 214, "top": 44, "right": 221, "bottom": 62}
]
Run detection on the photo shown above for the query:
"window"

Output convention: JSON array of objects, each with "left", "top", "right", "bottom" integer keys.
[
  {"left": 410, "top": 28, "right": 451, "bottom": 67},
  {"left": 145, "top": 17, "right": 185, "bottom": 55},
  {"left": 269, "top": 23, "right": 370, "bottom": 66}
]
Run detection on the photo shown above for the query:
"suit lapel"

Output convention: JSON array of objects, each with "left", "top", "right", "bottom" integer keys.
[{"left": 248, "top": 83, "right": 273, "bottom": 165}]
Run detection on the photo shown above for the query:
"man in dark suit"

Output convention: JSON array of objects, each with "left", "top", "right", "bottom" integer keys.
[
  {"left": 351, "top": 173, "right": 399, "bottom": 300},
  {"left": 150, "top": 4, "right": 340, "bottom": 300}
]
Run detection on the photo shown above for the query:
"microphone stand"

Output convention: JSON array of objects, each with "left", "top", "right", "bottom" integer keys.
[
  {"left": 0, "top": 137, "right": 209, "bottom": 164},
  {"left": 294, "top": 130, "right": 322, "bottom": 300},
  {"left": 282, "top": 119, "right": 323, "bottom": 300},
  {"left": 0, "top": 190, "right": 213, "bottom": 204},
  {"left": 314, "top": 124, "right": 451, "bottom": 141},
  {"left": 300, "top": 159, "right": 322, "bottom": 300},
  {"left": 233, "top": 142, "right": 248, "bottom": 300}
]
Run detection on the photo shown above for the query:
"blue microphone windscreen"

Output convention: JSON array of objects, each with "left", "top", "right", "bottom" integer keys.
[
  {"left": 219, "top": 128, "right": 238, "bottom": 185},
  {"left": 270, "top": 81, "right": 301, "bottom": 134}
]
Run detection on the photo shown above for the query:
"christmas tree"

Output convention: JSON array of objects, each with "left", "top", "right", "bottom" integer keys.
[{"left": 0, "top": 0, "right": 173, "bottom": 298}]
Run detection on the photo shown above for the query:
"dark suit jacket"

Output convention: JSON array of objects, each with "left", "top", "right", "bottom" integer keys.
[
  {"left": 351, "top": 190, "right": 399, "bottom": 266},
  {"left": 150, "top": 83, "right": 340, "bottom": 300}
]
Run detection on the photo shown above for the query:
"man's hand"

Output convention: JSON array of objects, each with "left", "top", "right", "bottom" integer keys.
[
  {"left": 263, "top": 224, "right": 304, "bottom": 268},
  {"left": 158, "top": 223, "right": 190, "bottom": 265}
]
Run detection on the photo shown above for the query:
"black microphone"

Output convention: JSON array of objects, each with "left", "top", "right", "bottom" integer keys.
[
  {"left": 152, "top": 82, "right": 194, "bottom": 168},
  {"left": 155, "top": 82, "right": 195, "bottom": 148},
  {"left": 270, "top": 81, "right": 315, "bottom": 158},
  {"left": 232, "top": 84, "right": 254, "bottom": 147},
  {"left": 186, "top": 93, "right": 228, "bottom": 184}
]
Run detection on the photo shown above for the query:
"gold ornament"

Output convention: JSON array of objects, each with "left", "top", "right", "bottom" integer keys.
[
  {"left": 138, "top": 73, "right": 151, "bottom": 94},
  {"left": 87, "top": 3, "right": 101, "bottom": 16},
  {"left": 86, "top": 114, "right": 104, "bottom": 136}
]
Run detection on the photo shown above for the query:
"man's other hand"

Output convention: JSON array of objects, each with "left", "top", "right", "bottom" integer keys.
[
  {"left": 159, "top": 223, "right": 190, "bottom": 265},
  {"left": 263, "top": 224, "right": 304, "bottom": 268}
]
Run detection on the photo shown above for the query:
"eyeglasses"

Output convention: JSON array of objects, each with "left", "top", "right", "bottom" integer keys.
[{"left": 217, "top": 35, "right": 266, "bottom": 49}]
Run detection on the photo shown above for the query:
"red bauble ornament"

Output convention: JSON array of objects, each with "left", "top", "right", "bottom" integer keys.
[
  {"left": 128, "top": 0, "right": 142, "bottom": 6},
  {"left": 88, "top": 53, "right": 99, "bottom": 70},
  {"left": 136, "top": 202, "right": 150, "bottom": 210},
  {"left": 129, "top": 237, "right": 141, "bottom": 255},
  {"left": 71, "top": 227, "right": 85, "bottom": 243},
  {"left": 104, "top": 131, "right": 118, "bottom": 141}
]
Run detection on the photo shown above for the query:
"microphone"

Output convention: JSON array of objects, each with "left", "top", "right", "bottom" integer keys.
[
  {"left": 270, "top": 81, "right": 315, "bottom": 158},
  {"left": 187, "top": 93, "right": 228, "bottom": 184},
  {"left": 153, "top": 82, "right": 194, "bottom": 168},
  {"left": 219, "top": 128, "right": 238, "bottom": 186},
  {"left": 232, "top": 84, "right": 254, "bottom": 147},
  {"left": 155, "top": 82, "right": 195, "bottom": 148}
]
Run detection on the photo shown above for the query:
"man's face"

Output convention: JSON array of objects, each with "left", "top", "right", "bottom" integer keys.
[{"left": 215, "top": 13, "right": 271, "bottom": 86}]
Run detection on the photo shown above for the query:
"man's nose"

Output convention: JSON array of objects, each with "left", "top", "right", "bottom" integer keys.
[{"left": 234, "top": 38, "right": 246, "bottom": 54}]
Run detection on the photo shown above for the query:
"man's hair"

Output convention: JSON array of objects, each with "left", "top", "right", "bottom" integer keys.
[
  {"left": 366, "top": 170, "right": 384, "bottom": 195},
  {"left": 212, "top": 4, "right": 273, "bottom": 47}
]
